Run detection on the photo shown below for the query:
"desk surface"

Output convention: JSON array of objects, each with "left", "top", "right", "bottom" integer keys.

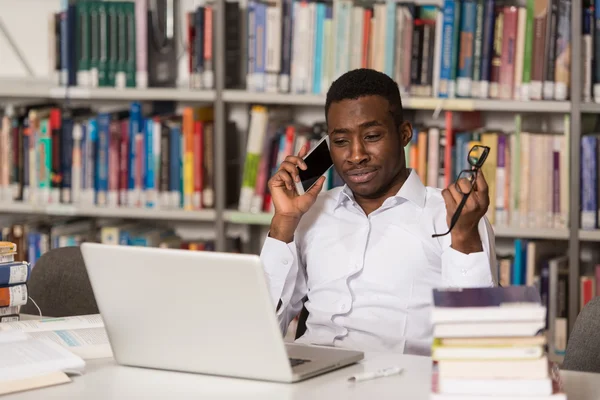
[{"left": 5, "top": 352, "right": 600, "bottom": 400}]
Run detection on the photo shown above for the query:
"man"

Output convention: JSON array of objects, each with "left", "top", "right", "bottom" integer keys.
[{"left": 260, "top": 69, "right": 496, "bottom": 355}]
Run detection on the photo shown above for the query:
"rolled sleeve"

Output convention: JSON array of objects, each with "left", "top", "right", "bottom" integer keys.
[{"left": 441, "top": 216, "right": 497, "bottom": 288}]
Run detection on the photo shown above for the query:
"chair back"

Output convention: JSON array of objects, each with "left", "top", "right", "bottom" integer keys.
[
  {"left": 562, "top": 297, "right": 600, "bottom": 373},
  {"left": 20, "top": 246, "right": 99, "bottom": 317}
]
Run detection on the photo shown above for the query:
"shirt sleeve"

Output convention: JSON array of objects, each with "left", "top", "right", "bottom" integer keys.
[
  {"left": 440, "top": 216, "right": 498, "bottom": 288},
  {"left": 260, "top": 236, "right": 307, "bottom": 336}
]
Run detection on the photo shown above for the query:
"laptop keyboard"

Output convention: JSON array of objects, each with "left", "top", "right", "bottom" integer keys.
[{"left": 289, "top": 358, "right": 311, "bottom": 367}]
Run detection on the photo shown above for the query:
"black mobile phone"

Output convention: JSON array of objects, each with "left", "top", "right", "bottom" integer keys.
[{"left": 295, "top": 136, "right": 333, "bottom": 194}]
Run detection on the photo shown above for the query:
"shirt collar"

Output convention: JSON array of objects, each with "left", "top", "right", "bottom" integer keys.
[{"left": 334, "top": 168, "right": 426, "bottom": 209}]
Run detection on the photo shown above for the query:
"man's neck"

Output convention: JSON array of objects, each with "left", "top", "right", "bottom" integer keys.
[{"left": 353, "top": 168, "right": 410, "bottom": 215}]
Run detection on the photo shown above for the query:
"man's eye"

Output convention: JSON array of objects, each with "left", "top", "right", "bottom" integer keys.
[
  {"left": 365, "top": 133, "right": 380, "bottom": 140},
  {"left": 333, "top": 139, "right": 347, "bottom": 145}
]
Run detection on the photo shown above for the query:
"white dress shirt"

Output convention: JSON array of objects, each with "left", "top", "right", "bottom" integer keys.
[{"left": 260, "top": 169, "right": 497, "bottom": 355}]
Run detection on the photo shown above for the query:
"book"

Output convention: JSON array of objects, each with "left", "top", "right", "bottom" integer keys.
[
  {"left": 431, "top": 286, "right": 546, "bottom": 323},
  {"left": 0, "top": 330, "right": 85, "bottom": 395},
  {"left": 0, "top": 314, "right": 112, "bottom": 360}
]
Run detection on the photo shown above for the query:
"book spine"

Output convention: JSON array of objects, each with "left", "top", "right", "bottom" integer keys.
[
  {"left": 128, "top": 102, "right": 141, "bottom": 207},
  {"left": 265, "top": 2, "right": 281, "bottom": 92},
  {"left": 543, "top": 0, "right": 559, "bottom": 99},
  {"left": 471, "top": 0, "right": 485, "bottom": 97},
  {"left": 553, "top": 0, "right": 571, "bottom": 100},
  {"left": 108, "top": 119, "right": 120, "bottom": 207},
  {"left": 144, "top": 118, "right": 155, "bottom": 208},
  {"left": 159, "top": 123, "right": 170, "bottom": 208},
  {"left": 489, "top": 4, "right": 504, "bottom": 98},
  {"left": 203, "top": 5, "right": 214, "bottom": 89},
  {"left": 595, "top": 0, "right": 600, "bottom": 102},
  {"left": 384, "top": 0, "right": 397, "bottom": 78},
  {"left": 203, "top": 123, "right": 214, "bottom": 208},
  {"left": 76, "top": 1, "right": 91, "bottom": 87},
  {"left": 193, "top": 121, "right": 203, "bottom": 209},
  {"left": 438, "top": 0, "right": 457, "bottom": 98},
  {"left": 581, "top": 136, "right": 598, "bottom": 229},
  {"left": 499, "top": 6, "right": 518, "bottom": 100},
  {"left": 478, "top": 0, "right": 495, "bottom": 98},
  {"left": 169, "top": 124, "right": 181, "bottom": 208},
  {"left": 96, "top": 113, "right": 110, "bottom": 206},
  {"left": 119, "top": 119, "right": 129, "bottom": 206},
  {"left": 513, "top": 7, "right": 527, "bottom": 100},
  {"left": 125, "top": 2, "right": 136, "bottom": 88},
  {"left": 456, "top": 0, "right": 476, "bottom": 97},
  {"left": 530, "top": 0, "right": 548, "bottom": 99},
  {"left": 521, "top": 0, "right": 535, "bottom": 99},
  {"left": 583, "top": 5, "right": 593, "bottom": 102},
  {"left": 0, "top": 262, "right": 30, "bottom": 286},
  {"left": 71, "top": 122, "right": 82, "bottom": 204},
  {"left": 280, "top": 0, "right": 293, "bottom": 92},
  {"left": 135, "top": 0, "right": 147, "bottom": 88},
  {"left": 0, "top": 284, "right": 28, "bottom": 307}
]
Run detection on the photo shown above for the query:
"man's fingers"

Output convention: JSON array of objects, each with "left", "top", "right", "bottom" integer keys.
[
  {"left": 284, "top": 154, "right": 307, "bottom": 170},
  {"left": 475, "top": 169, "right": 488, "bottom": 193},
  {"left": 280, "top": 161, "right": 302, "bottom": 182},
  {"left": 297, "top": 143, "right": 309, "bottom": 159},
  {"left": 447, "top": 182, "right": 464, "bottom": 204},
  {"left": 441, "top": 188, "right": 456, "bottom": 210},
  {"left": 305, "top": 176, "right": 325, "bottom": 198},
  {"left": 273, "top": 169, "right": 294, "bottom": 191}
]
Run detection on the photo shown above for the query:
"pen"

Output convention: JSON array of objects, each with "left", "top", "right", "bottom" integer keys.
[{"left": 348, "top": 366, "right": 404, "bottom": 383}]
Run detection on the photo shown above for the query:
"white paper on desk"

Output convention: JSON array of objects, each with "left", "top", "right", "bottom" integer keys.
[
  {"left": 0, "top": 314, "right": 104, "bottom": 332},
  {"left": 0, "top": 335, "right": 85, "bottom": 382},
  {"left": 27, "top": 327, "right": 113, "bottom": 360}
]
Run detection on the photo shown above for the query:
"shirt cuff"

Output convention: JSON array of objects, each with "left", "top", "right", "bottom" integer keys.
[
  {"left": 441, "top": 247, "right": 494, "bottom": 288},
  {"left": 260, "top": 236, "right": 298, "bottom": 305}
]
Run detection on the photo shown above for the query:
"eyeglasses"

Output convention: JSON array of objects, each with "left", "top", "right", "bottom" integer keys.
[{"left": 432, "top": 145, "right": 490, "bottom": 238}]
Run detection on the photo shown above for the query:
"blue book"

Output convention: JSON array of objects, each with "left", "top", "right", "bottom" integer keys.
[
  {"left": 96, "top": 113, "right": 111, "bottom": 206},
  {"left": 144, "top": 118, "right": 155, "bottom": 207},
  {"left": 456, "top": 0, "right": 477, "bottom": 97},
  {"left": 439, "top": 0, "right": 458, "bottom": 98},
  {"left": 169, "top": 124, "right": 182, "bottom": 207},
  {"left": 581, "top": 135, "right": 598, "bottom": 229},
  {"left": 128, "top": 102, "right": 142, "bottom": 201},
  {"left": 512, "top": 239, "right": 527, "bottom": 285},
  {"left": 0, "top": 262, "right": 30, "bottom": 286},
  {"left": 384, "top": 0, "right": 397, "bottom": 77},
  {"left": 479, "top": 0, "right": 495, "bottom": 98}
]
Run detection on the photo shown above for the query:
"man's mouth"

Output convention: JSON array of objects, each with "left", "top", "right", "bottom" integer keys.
[{"left": 345, "top": 168, "right": 377, "bottom": 184}]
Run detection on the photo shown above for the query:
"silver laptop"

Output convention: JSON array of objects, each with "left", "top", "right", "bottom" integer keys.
[{"left": 80, "top": 243, "right": 363, "bottom": 382}]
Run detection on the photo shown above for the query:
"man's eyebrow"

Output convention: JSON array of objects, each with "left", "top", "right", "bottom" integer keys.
[
  {"left": 330, "top": 127, "right": 351, "bottom": 135},
  {"left": 359, "top": 120, "right": 384, "bottom": 129}
]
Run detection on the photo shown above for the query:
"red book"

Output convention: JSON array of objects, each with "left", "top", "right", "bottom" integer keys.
[{"left": 499, "top": 6, "right": 518, "bottom": 100}]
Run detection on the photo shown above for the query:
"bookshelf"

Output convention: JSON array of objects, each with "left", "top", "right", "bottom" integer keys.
[{"left": 0, "top": 0, "right": 592, "bottom": 341}]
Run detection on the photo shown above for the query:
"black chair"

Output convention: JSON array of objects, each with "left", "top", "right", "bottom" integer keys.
[
  {"left": 20, "top": 246, "right": 99, "bottom": 317},
  {"left": 562, "top": 297, "right": 600, "bottom": 373},
  {"left": 295, "top": 303, "right": 310, "bottom": 340}
]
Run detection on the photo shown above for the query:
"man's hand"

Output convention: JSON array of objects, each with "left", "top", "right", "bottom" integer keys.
[
  {"left": 268, "top": 145, "right": 326, "bottom": 243},
  {"left": 441, "top": 169, "right": 490, "bottom": 254}
]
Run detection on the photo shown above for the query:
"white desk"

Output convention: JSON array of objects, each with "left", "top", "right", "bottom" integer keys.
[{"left": 5, "top": 353, "right": 600, "bottom": 400}]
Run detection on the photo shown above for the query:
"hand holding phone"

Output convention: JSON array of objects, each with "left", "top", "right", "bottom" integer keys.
[{"left": 267, "top": 136, "right": 332, "bottom": 222}]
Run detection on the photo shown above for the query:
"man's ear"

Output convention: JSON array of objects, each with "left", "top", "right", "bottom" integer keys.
[{"left": 399, "top": 121, "right": 413, "bottom": 147}]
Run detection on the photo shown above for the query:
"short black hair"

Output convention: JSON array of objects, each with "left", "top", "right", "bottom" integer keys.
[{"left": 325, "top": 68, "right": 404, "bottom": 128}]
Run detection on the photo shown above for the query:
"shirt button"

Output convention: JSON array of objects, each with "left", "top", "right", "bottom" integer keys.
[
  {"left": 461, "top": 269, "right": 467, "bottom": 275},
  {"left": 283, "top": 259, "right": 289, "bottom": 265},
  {"left": 341, "top": 304, "right": 347, "bottom": 311}
]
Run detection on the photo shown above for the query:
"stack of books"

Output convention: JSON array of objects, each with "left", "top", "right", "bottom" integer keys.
[
  {"left": 430, "top": 286, "right": 566, "bottom": 400},
  {"left": 0, "top": 242, "right": 30, "bottom": 322}
]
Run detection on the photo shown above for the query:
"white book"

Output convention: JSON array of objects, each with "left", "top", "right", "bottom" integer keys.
[
  {"left": 439, "top": 377, "right": 552, "bottom": 397},
  {"left": 437, "top": 356, "right": 548, "bottom": 378},
  {"left": 265, "top": 1, "right": 282, "bottom": 92},
  {"left": 238, "top": 107, "right": 269, "bottom": 212},
  {"left": 434, "top": 320, "right": 546, "bottom": 338},
  {"left": 426, "top": 128, "right": 440, "bottom": 187},
  {"left": 432, "top": 9, "right": 443, "bottom": 97},
  {"left": 514, "top": 8, "right": 527, "bottom": 100}
]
